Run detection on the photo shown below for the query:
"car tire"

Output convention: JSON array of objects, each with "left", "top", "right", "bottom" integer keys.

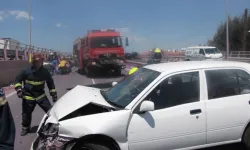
[
  {"left": 72, "top": 142, "right": 111, "bottom": 150},
  {"left": 243, "top": 125, "right": 250, "bottom": 150}
]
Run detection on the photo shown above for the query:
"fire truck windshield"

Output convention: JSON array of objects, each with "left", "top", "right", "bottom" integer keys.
[{"left": 90, "top": 36, "right": 123, "bottom": 48}]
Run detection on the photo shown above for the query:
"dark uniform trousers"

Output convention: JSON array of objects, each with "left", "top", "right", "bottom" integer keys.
[
  {"left": 0, "top": 88, "right": 15, "bottom": 150},
  {"left": 22, "top": 96, "right": 51, "bottom": 128},
  {"left": 14, "top": 66, "right": 57, "bottom": 129}
]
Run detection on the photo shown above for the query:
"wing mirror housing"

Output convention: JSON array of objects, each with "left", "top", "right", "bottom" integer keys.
[
  {"left": 112, "top": 81, "right": 118, "bottom": 87},
  {"left": 125, "top": 37, "right": 129, "bottom": 46},
  {"left": 139, "top": 100, "right": 154, "bottom": 113}
]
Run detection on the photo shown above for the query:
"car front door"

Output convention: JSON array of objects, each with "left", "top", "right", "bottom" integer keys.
[
  {"left": 127, "top": 70, "right": 207, "bottom": 150},
  {"left": 204, "top": 68, "right": 250, "bottom": 144}
]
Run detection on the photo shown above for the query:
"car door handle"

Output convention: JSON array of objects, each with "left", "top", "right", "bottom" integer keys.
[{"left": 190, "top": 109, "right": 202, "bottom": 115}]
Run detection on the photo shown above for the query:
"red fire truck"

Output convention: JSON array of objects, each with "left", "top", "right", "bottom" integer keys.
[{"left": 73, "top": 29, "right": 128, "bottom": 76}]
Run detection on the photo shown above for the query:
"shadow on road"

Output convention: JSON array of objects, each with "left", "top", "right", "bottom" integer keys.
[{"left": 30, "top": 125, "right": 39, "bottom": 133}]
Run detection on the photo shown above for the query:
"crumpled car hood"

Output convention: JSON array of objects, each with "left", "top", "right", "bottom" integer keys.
[{"left": 50, "top": 85, "right": 115, "bottom": 120}]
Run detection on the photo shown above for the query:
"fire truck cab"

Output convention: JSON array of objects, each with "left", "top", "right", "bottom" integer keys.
[{"left": 73, "top": 29, "right": 128, "bottom": 76}]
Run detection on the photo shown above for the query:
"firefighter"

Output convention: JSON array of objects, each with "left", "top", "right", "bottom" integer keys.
[
  {"left": 152, "top": 48, "right": 162, "bottom": 63},
  {"left": 58, "top": 58, "right": 68, "bottom": 74},
  {"left": 0, "top": 88, "right": 15, "bottom": 150},
  {"left": 14, "top": 54, "right": 57, "bottom": 136}
]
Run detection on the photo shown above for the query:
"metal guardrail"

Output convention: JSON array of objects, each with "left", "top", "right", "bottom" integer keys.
[
  {"left": 0, "top": 38, "right": 70, "bottom": 61},
  {"left": 0, "top": 38, "right": 71, "bottom": 86},
  {"left": 126, "top": 51, "right": 250, "bottom": 68}
]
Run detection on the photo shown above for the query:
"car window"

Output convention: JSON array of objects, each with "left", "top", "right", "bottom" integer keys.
[
  {"left": 140, "top": 71, "right": 200, "bottom": 111},
  {"left": 103, "top": 68, "right": 160, "bottom": 108},
  {"left": 199, "top": 49, "right": 205, "bottom": 55},
  {"left": 205, "top": 69, "right": 250, "bottom": 100}
]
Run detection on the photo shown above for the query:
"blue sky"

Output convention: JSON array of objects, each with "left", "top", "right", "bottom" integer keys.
[{"left": 0, "top": 0, "right": 249, "bottom": 52}]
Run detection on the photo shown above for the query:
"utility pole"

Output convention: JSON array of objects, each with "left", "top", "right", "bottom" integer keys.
[
  {"left": 243, "top": 8, "right": 248, "bottom": 51},
  {"left": 28, "top": 0, "right": 31, "bottom": 49},
  {"left": 226, "top": 0, "right": 229, "bottom": 59}
]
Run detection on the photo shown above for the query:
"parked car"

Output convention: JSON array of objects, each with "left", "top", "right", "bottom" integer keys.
[{"left": 31, "top": 61, "right": 250, "bottom": 150}]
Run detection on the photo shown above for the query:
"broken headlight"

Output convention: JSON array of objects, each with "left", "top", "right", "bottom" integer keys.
[{"left": 38, "top": 123, "right": 59, "bottom": 138}]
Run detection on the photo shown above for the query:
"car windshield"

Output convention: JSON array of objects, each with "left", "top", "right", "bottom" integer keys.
[
  {"left": 204, "top": 48, "right": 220, "bottom": 54},
  {"left": 90, "top": 36, "right": 123, "bottom": 48},
  {"left": 101, "top": 68, "right": 160, "bottom": 108}
]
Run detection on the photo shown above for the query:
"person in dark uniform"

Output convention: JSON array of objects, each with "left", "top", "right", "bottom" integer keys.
[
  {"left": 14, "top": 54, "right": 58, "bottom": 136},
  {"left": 0, "top": 87, "right": 15, "bottom": 150}
]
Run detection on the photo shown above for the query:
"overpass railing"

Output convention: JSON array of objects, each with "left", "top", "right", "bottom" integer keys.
[
  {"left": 0, "top": 39, "right": 68, "bottom": 86},
  {"left": 0, "top": 39, "right": 59, "bottom": 60},
  {"left": 126, "top": 51, "right": 250, "bottom": 68}
]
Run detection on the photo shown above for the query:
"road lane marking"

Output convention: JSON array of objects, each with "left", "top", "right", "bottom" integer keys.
[
  {"left": 6, "top": 91, "right": 17, "bottom": 98},
  {"left": 92, "top": 79, "right": 95, "bottom": 84}
]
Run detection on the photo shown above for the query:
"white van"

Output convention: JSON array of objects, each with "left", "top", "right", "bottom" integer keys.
[{"left": 184, "top": 46, "right": 223, "bottom": 61}]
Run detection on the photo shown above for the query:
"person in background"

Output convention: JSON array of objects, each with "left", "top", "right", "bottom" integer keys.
[
  {"left": 51, "top": 57, "right": 58, "bottom": 75},
  {"left": 152, "top": 48, "right": 162, "bottom": 63},
  {"left": 0, "top": 87, "right": 15, "bottom": 150},
  {"left": 58, "top": 58, "right": 68, "bottom": 74},
  {"left": 14, "top": 54, "right": 57, "bottom": 136}
]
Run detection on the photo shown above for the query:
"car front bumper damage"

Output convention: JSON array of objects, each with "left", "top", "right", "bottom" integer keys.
[{"left": 31, "top": 118, "right": 74, "bottom": 150}]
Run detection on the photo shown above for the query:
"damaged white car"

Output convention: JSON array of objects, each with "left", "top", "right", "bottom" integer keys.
[{"left": 31, "top": 61, "right": 250, "bottom": 150}]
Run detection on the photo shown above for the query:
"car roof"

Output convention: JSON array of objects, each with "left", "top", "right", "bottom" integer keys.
[
  {"left": 143, "top": 61, "right": 250, "bottom": 73},
  {"left": 186, "top": 46, "right": 216, "bottom": 49}
]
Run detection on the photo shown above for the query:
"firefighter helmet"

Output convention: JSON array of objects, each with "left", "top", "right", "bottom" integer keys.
[
  {"left": 128, "top": 67, "right": 138, "bottom": 75},
  {"left": 32, "top": 54, "right": 44, "bottom": 63}
]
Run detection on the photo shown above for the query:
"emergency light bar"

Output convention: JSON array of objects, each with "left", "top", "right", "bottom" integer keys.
[{"left": 88, "top": 29, "right": 116, "bottom": 33}]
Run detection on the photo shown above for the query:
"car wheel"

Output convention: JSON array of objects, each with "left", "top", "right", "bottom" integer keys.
[
  {"left": 74, "top": 143, "right": 111, "bottom": 150},
  {"left": 243, "top": 125, "right": 250, "bottom": 150}
]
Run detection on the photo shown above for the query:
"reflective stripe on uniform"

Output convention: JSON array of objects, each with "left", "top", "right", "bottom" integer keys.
[
  {"left": 23, "top": 94, "right": 46, "bottom": 101},
  {"left": 25, "top": 80, "right": 45, "bottom": 86},
  {"left": 29, "top": 53, "right": 33, "bottom": 63},
  {"left": 0, "top": 96, "right": 7, "bottom": 106},
  {"left": 154, "top": 48, "right": 161, "bottom": 53},
  {"left": 50, "top": 89, "right": 56, "bottom": 93},
  {"left": 15, "top": 83, "right": 22, "bottom": 88},
  {"left": 128, "top": 67, "right": 139, "bottom": 75}
]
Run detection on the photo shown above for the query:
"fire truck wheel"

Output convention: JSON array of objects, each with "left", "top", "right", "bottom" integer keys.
[
  {"left": 85, "top": 67, "right": 93, "bottom": 77},
  {"left": 78, "top": 68, "right": 85, "bottom": 75},
  {"left": 114, "top": 68, "right": 121, "bottom": 76}
]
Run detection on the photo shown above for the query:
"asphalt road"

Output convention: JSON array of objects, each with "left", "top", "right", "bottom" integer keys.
[{"left": 6, "top": 70, "right": 245, "bottom": 150}]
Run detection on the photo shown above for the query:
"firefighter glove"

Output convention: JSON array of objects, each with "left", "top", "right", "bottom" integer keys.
[
  {"left": 17, "top": 89, "right": 23, "bottom": 98},
  {"left": 52, "top": 95, "right": 57, "bottom": 102}
]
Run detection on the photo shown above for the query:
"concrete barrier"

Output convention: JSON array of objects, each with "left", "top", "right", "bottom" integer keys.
[{"left": 0, "top": 60, "right": 30, "bottom": 87}]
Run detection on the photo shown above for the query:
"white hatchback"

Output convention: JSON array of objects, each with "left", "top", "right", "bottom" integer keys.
[{"left": 31, "top": 61, "right": 250, "bottom": 150}]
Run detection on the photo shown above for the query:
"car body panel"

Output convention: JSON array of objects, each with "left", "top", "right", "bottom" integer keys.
[
  {"left": 50, "top": 85, "right": 115, "bottom": 120},
  {"left": 58, "top": 110, "right": 131, "bottom": 143},
  {"left": 128, "top": 102, "right": 206, "bottom": 150}
]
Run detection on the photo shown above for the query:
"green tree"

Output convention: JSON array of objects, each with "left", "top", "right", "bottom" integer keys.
[{"left": 208, "top": 12, "right": 250, "bottom": 51}]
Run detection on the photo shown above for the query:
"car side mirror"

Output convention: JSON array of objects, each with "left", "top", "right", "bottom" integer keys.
[
  {"left": 125, "top": 37, "right": 129, "bottom": 46},
  {"left": 139, "top": 101, "right": 154, "bottom": 113},
  {"left": 112, "top": 82, "right": 118, "bottom": 87}
]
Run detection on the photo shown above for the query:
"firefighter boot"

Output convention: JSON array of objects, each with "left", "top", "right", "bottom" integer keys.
[{"left": 21, "top": 127, "right": 30, "bottom": 136}]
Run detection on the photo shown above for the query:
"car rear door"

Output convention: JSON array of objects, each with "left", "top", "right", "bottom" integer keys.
[{"left": 203, "top": 68, "right": 250, "bottom": 144}]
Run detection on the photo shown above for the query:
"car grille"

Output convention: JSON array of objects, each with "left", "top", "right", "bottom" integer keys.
[{"left": 99, "top": 53, "right": 117, "bottom": 59}]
